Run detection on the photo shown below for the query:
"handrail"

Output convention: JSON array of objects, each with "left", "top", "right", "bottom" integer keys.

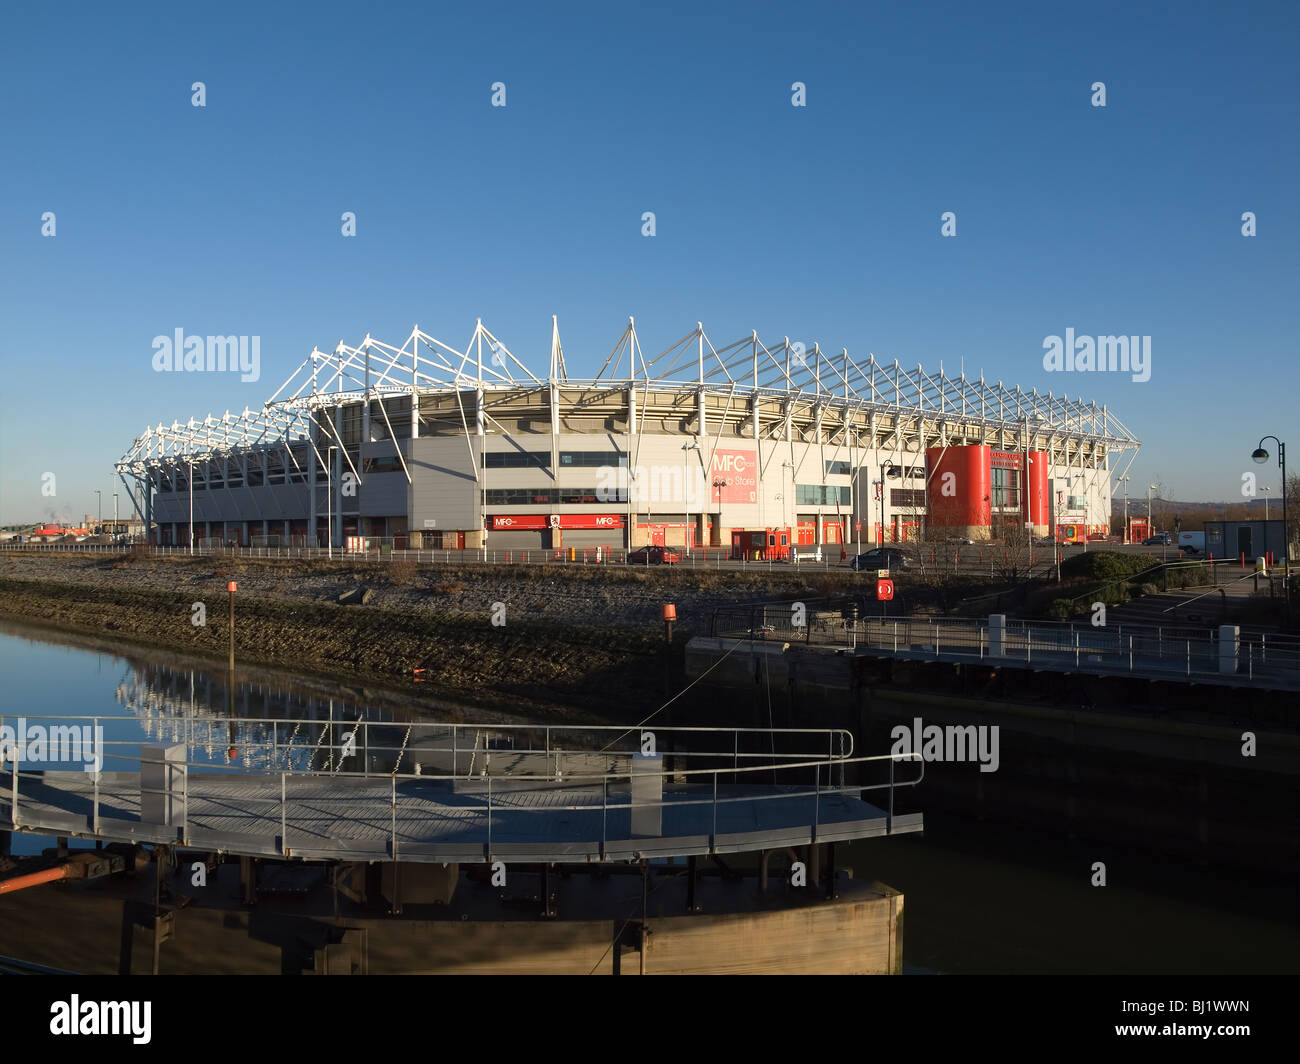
[
  {"left": 1, "top": 750, "right": 926, "bottom": 859},
  {"left": 0, "top": 716, "right": 860, "bottom": 780},
  {"left": 706, "top": 612, "right": 1300, "bottom": 686}
]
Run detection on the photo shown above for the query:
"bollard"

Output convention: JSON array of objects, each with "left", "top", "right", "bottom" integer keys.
[{"left": 662, "top": 603, "right": 676, "bottom": 644}]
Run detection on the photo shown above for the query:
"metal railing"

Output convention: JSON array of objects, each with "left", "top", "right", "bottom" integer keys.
[
  {"left": 3, "top": 542, "right": 829, "bottom": 569},
  {"left": 1, "top": 717, "right": 920, "bottom": 859},
  {"left": 710, "top": 605, "right": 1300, "bottom": 684},
  {"left": 0, "top": 716, "right": 854, "bottom": 778}
]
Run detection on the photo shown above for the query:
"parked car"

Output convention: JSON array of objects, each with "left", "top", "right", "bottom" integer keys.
[
  {"left": 945, "top": 536, "right": 975, "bottom": 545},
  {"left": 1142, "top": 533, "right": 1172, "bottom": 546},
  {"left": 1086, "top": 533, "right": 1108, "bottom": 542},
  {"left": 848, "top": 548, "right": 913, "bottom": 572},
  {"left": 627, "top": 546, "right": 681, "bottom": 565}
]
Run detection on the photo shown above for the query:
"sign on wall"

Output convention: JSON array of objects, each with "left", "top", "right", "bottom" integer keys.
[
  {"left": 710, "top": 449, "right": 758, "bottom": 503},
  {"left": 490, "top": 514, "right": 624, "bottom": 531}
]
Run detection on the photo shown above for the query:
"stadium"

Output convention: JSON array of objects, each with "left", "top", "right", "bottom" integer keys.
[{"left": 116, "top": 318, "right": 1141, "bottom": 557}]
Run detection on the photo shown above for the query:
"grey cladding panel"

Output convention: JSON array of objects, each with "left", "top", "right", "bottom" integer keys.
[{"left": 410, "top": 438, "right": 478, "bottom": 530}]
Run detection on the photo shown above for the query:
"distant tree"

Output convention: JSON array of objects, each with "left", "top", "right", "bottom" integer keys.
[
  {"left": 990, "top": 522, "right": 1040, "bottom": 581},
  {"left": 1286, "top": 473, "right": 1300, "bottom": 562}
]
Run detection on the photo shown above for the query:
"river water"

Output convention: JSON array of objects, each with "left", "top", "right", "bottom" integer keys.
[{"left": 1, "top": 620, "right": 1294, "bottom": 973}]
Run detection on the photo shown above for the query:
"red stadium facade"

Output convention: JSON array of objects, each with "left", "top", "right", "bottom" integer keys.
[{"left": 926, "top": 445, "right": 1052, "bottom": 540}]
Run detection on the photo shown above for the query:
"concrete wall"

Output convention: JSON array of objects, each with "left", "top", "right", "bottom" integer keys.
[{"left": 0, "top": 867, "right": 903, "bottom": 975}]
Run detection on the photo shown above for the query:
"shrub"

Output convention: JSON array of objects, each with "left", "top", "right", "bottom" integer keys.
[
  {"left": 1059, "top": 550, "right": 1156, "bottom": 582},
  {"left": 387, "top": 560, "right": 419, "bottom": 587},
  {"left": 1048, "top": 598, "right": 1074, "bottom": 621}
]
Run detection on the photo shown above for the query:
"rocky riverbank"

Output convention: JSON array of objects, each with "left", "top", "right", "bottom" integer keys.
[{"left": 0, "top": 551, "right": 854, "bottom": 720}]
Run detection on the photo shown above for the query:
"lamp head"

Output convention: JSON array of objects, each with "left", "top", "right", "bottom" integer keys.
[{"left": 1252, "top": 448, "right": 1269, "bottom": 464}]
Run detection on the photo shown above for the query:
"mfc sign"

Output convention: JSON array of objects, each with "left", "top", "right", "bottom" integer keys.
[{"left": 710, "top": 449, "right": 758, "bottom": 504}]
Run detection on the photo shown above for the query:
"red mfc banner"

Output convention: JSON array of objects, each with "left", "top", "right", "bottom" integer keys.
[{"left": 710, "top": 449, "right": 757, "bottom": 503}]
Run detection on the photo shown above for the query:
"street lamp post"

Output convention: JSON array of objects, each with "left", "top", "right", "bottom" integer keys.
[
  {"left": 1252, "top": 436, "right": 1288, "bottom": 598},
  {"left": 113, "top": 493, "right": 118, "bottom": 539},
  {"left": 683, "top": 441, "right": 699, "bottom": 553},
  {"left": 781, "top": 461, "right": 794, "bottom": 529},
  {"left": 1117, "top": 474, "right": 1130, "bottom": 543},
  {"left": 1263, "top": 486, "right": 1270, "bottom": 522},
  {"left": 714, "top": 478, "right": 730, "bottom": 555},
  {"left": 876, "top": 462, "right": 889, "bottom": 546},
  {"left": 327, "top": 445, "right": 337, "bottom": 560},
  {"left": 875, "top": 461, "right": 904, "bottom": 545},
  {"left": 1148, "top": 484, "right": 1156, "bottom": 532},
  {"left": 94, "top": 490, "right": 102, "bottom": 532},
  {"left": 186, "top": 457, "right": 195, "bottom": 554}
]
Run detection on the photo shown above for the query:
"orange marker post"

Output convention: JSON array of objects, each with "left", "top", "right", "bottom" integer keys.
[
  {"left": 227, "top": 581, "right": 237, "bottom": 672},
  {"left": 662, "top": 603, "right": 677, "bottom": 644}
]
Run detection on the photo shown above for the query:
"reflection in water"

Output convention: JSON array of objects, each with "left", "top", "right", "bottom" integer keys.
[
  {"left": 7, "top": 621, "right": 1299, "bottom": 973},
  {"left": 114, "top": 663, "right": 400, "bottom": 773}
]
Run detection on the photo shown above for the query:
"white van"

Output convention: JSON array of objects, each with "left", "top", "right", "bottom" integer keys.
[{"left": 1178, "top": 531, "right": 1205, "bottom": 554}]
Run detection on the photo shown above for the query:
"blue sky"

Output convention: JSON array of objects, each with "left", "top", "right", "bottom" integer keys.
[{"left": 1, "top": 0, "right": 1297, "bottom": 523}]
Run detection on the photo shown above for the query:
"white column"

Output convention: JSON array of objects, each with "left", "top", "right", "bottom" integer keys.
[
  {"left": 989, "top": 614, "right": 1007, "bottom": 658},
  {"left": 1219, "top": 625, "right": 1239, "bottom": 675}
]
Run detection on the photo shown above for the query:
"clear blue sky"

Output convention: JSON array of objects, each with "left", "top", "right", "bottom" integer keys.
[{"left": 1, "top": 0, "right": 1297, "bottom": 524}]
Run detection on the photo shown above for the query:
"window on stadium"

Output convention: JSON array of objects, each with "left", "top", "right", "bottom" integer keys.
[
  {"left": 795, "top": 485, "right": 852, "bottom": 505},
  {"left": 484, "top": 487, "right": 628, "bottom": 505},
  {"left": 991, "top": 467, "right": 1021, "bottom": 508},
  {"left": 559, "top": 451, "right": 628, "bottom": 467},
  {"left": 363, "top": 456, "right": 405, "bottom": 474},
  {"left": 483, "top": 450, "right": 550, "bottom": 469}
]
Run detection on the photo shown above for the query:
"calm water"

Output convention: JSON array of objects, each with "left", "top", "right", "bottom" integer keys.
[{"left": 1, "top": 620, "right": 1295, "bottom": 973}]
